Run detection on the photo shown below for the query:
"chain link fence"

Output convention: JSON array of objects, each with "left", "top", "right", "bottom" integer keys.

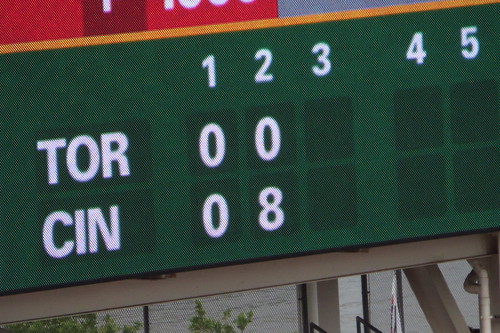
[
  {"left": 366, "top": 260, "right": 479, "bottom": 333},
  {"left": 3, "top": 285, "right": 299, "bottom": 333},
  {"left": 2, "top": 260, "right": 480, "bottom": 333}
]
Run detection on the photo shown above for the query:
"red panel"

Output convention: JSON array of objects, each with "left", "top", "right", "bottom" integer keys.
[
  {"left": 146, "top": 0, "right": 278, "bottom": 30},
  {"left": 82, "top": 0, "right": 147, "bottom": 36},
  {"left": 0, "top": 0, "right": 83, "bottom": 44}
]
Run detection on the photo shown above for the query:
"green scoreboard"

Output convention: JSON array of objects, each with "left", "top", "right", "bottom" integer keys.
[{"left": 0, "top": 0, "right": 498, "bottom": 295}]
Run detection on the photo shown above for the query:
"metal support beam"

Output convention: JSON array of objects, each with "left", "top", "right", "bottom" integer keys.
[
  {"left": 306, "top": 280, "right": 341, "bottom": 333},
  {"left": 361, "top": 275, "right": 370, "bottom": 333},
  {"left": 0, "top": 233, "right": 496, "bottom": 324},
  {"left": 496, "top": 233, "right": 500, "bottom": 331},
  {"left": 317, "top": 280, "right": 341, "bottom": 333},
  {"left": 404, "top": 264, "right": 469, "bottom": 333},
  {"left": 307, "top": 283, "right": 319, "bottom": 327},
  {"left": 297, "top": 284, "right": 309, "bottom": 333},
  {"left": 468, "top": 245, "right": 500, "bottom": 331},
  {"left": 143, "top": 306, "right": 150, "bottom": 333}
]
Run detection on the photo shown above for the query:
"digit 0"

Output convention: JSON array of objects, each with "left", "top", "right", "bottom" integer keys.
[
  {"left": 255, "top": 116, "right": 281, "bottom": 161},
  {"left": 199, "top": 123, "right": 225, "bottom": 168},
  {"left": 203, "top": 194, "right": 229, "bottom": 238}
]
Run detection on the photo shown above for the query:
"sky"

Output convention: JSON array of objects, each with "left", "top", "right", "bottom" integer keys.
[{"left": 278, "top": 0, "right": 442, "bottom": 16}]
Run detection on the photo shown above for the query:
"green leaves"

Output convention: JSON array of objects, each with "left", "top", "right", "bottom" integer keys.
[
  {"left": 4, "top": 299, "right": 295, "bottom": 333},
  {"left": 234, "top": 311, "right": 253, "bottom": 332},
  {"left": 188, "top": 300, "right": 253, "bottom": 333}
]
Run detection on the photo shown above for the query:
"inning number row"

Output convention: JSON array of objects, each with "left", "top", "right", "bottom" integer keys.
[{"left": 202, "top": 26, "right": 480, "bottom": 87}]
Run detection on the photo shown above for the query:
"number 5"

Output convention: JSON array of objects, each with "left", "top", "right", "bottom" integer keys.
[{"left": 461, "top": 26, "right": 479, "bottom": 59}]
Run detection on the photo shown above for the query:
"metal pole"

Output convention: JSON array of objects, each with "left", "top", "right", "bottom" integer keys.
[
  {"left": 143, "top": 306, "right": 150, "bottom": 333},
  {"left": 396, "top": 270, "right": 405, "bottom": 333},
  {"left": 361, "top": 274, "right": 370, "bottom": 333},
  {"left": 297, "top": 284, "right": 309, "bottom": 333}
]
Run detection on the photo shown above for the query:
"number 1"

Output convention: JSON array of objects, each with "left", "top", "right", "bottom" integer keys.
[{"left": 202, "top": 55, "right": 216, "bottom": 88}]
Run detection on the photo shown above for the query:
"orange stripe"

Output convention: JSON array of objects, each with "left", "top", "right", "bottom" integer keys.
[{"left": 0, "top": 0, "right": 496, "bottom": 55}]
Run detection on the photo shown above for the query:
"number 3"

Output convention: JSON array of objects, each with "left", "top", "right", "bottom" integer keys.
[{"left": 312, "top": 42, "right": 331, "bottom": 76}]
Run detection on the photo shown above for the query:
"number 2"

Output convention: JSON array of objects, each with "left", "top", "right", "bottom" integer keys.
[{"left": 255, "top": 48, "right": 274, "bottom": 83}]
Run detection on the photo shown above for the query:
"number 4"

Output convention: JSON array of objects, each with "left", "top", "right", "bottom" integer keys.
[{"left": 406, "top": 32, "right": 427, "bottom": 65}]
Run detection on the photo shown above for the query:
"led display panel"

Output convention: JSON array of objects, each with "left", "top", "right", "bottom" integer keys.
[{"left": 0, "top": 0, "right": 498, "bottom": 295}]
